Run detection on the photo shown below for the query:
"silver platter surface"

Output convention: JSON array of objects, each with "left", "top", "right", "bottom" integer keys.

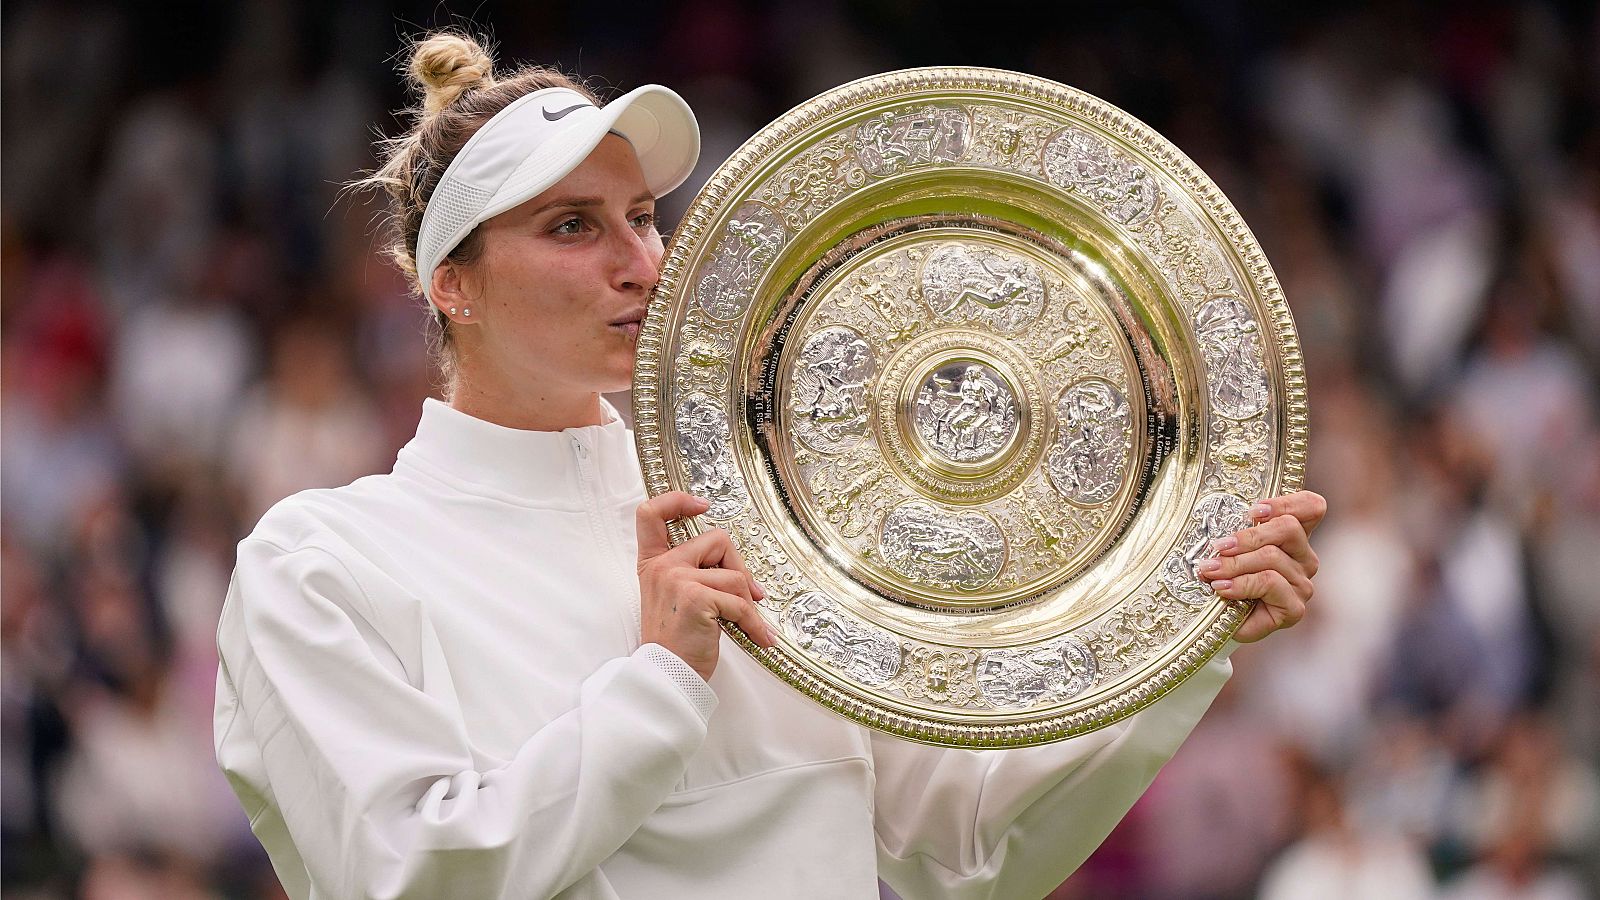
[{"left": 633, "top": 67, "right": 1307, "bottom": 747}]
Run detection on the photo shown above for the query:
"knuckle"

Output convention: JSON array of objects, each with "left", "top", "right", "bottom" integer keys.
[
  {"left": 1292, "top": 572, "right": 1313, "bottom": 599},
  {"left": 1246, "top": 571, "right": 1278, "bottom": 596}
]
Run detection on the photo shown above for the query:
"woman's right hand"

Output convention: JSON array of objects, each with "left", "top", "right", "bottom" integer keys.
[{"left": 636, "top": 492, "right": 776, "bottom": 681}]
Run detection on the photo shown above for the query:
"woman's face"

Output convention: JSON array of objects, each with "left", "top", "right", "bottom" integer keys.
[{"left": 452, "top": 134, "right": 664, "bottom": 400}]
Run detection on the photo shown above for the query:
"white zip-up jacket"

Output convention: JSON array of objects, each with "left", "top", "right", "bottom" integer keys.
[{"left": 215, "top": 398, "right": 1234, "bottom": 899}]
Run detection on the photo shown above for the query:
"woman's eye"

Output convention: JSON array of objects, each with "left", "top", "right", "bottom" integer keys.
[
  {"left": 553, "top": 217, "right": 585, "bottom": 235},
  {"left": 631, "top": 212, "right": 657, "bottom": 231}
]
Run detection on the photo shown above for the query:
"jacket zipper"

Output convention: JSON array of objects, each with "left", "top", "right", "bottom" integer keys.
[{"left": 570, "top": 434, "right": 641, "bottom": 649}]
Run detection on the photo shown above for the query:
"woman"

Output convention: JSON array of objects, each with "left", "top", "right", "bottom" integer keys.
[{"left": 214, "top": 32, "right": 1326, "bottom": 900}]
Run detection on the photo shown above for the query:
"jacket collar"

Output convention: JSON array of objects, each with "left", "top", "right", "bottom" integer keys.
[{"left": 396, "top": 397, "right": 641, "bottom": 506}]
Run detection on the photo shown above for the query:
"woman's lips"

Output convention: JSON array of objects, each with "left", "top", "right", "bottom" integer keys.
[{"left": 610, "top": 307, "right": 646, "bottom": 341}]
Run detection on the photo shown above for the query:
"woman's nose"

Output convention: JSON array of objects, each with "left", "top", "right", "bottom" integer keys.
[{"left": 613, "top": 227, "right": 662, "bottom": 293}]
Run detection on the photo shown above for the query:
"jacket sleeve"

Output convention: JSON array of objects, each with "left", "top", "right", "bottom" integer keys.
[
  {"left": 214, "top": 537, "right": 716, "bottom": 900},
  {"left": 872, "top": 645, "right": 1235, "bottom": 900}
]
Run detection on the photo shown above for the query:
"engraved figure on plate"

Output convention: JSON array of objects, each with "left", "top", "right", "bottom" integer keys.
[
  {"left": 914, "top": 363, "right": 1020, "bottom": 463},
  {"left": 791, "top": 326, "right": 876, "bottom": 453},
  {"left": 1041, "top": 127, "right": 1157, "bottom": 227},
  {"left": 879, "top": 501, "right": 1006, "bottom": 591},
  {"left": 976, "top": 639, "right": 1098, "bottom": 708},
  {"left": 1160, "top": 492, "right": 1251, "bottom": 607},
  {"left": 1195, "top": 297, "right": 1270, "bottom": 419},
  {"left": 855, "top": 106, "right": 971, "bottom": 177},
  {"left": 782, "top": 592, "right": 901, "bottom": 684},
  {"left": 1047, "top": 379, "right": 1133, "bottom": 505},
  {"left": 920, "top": 244, "right": 1046, "bottom": 334},
  {"left": 809, "top": 456, "right": 889, "bottom": 539},
  {"left": 695, "top": 202, "right": 787, "bottom": 321},
  {"left": 674, "top": 392, "right": 747, "bottom": 520}
]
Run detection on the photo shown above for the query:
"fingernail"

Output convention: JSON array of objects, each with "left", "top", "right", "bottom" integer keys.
[
  {"left": 753, "top": 580, "right": 767, "bottom": 600},
  {"left": 1213, "top": 536, "right": 1238, "bottom": 554},
  {"left": 1212, "top": 579, "right": 1233, "bottom": 592},
  {"left": 1250, "top": 503, "right": 1272, "bottom": 520},
  {"left": 1198, "top": 559, "right": 1222, "bottom": 574}
]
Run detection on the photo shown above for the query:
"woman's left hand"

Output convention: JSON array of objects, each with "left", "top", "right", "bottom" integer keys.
[{"left": 1196, "top": 490, "right": 1327, "bottom": 643}]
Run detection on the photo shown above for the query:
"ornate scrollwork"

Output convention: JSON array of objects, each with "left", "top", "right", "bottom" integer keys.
[
  {"left": 1085, "top": 592, "right": 1189, "bottom": 678},
  {"left": 1207, "top": 414, "right": 1272, "bottom": 500},
  {"left": 897, "top": 646, "right": 983, "bottom": 706}
]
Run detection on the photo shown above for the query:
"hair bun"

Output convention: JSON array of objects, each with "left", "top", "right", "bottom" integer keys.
[{"left": 409, "top": 33, "right": 495, "bottom": 116}]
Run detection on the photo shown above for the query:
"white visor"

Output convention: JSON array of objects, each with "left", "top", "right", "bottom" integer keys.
[{"left": 414, "top": 84, "right": 700, "bottom": 299}]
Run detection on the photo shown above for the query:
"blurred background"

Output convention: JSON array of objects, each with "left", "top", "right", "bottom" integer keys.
[{"left": 3, "top": 0, "right": 1598, "bottom": 897}]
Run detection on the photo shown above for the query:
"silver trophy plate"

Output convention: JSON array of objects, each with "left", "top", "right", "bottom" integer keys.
[{"left": 633, "top": 67, "right": 1307, "bottom": 747}]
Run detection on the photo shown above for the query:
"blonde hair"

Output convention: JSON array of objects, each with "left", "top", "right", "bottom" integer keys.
[{"left": 352, "top": 32, "right": 599, "bottom": 379}]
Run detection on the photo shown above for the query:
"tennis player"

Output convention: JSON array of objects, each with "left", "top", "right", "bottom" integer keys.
[{"left": 214, "top": 32, "right": 1326, "bottom": 900}]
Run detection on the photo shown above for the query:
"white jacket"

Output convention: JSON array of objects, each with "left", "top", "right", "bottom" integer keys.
[{"left": 215, "top": 398, "right": 1233, "bottom": 899}]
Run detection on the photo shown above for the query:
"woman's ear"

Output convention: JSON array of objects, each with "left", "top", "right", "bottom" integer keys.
[{"left": 429, "top": 261, "right": 479, "bottom": 324}]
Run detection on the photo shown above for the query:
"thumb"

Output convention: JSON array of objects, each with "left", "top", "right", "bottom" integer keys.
[{"left": 635, "top": 491, "right": 709, "bottom": 561}]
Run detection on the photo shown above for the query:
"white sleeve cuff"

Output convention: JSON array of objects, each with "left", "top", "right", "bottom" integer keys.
[{"left": 637, "top": 643, "right": 718, "bottom": 722}]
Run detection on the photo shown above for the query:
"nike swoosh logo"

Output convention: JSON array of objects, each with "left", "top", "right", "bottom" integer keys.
[{"left": 542, "top": 103, "right": 593, "bottom": 121}]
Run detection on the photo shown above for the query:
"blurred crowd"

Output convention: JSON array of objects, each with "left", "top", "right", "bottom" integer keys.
[{"left": 3, "top": 1, "right": 1597, "bottom": 898}]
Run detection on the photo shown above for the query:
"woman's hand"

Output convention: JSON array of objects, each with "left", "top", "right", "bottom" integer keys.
[
  {"left": 1197, "top": 490, "right": 1328, "bottom": 643},
  {"left": 636, "top": 492, "right": 776, "bottom": 681}
]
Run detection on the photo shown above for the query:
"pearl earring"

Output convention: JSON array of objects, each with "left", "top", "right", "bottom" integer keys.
[
  {"left": 463, "top": 307, "right": 472, "bottom": 317},
  {"left": 449, "top": 306, "right": 458, "bottom": 316}
]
